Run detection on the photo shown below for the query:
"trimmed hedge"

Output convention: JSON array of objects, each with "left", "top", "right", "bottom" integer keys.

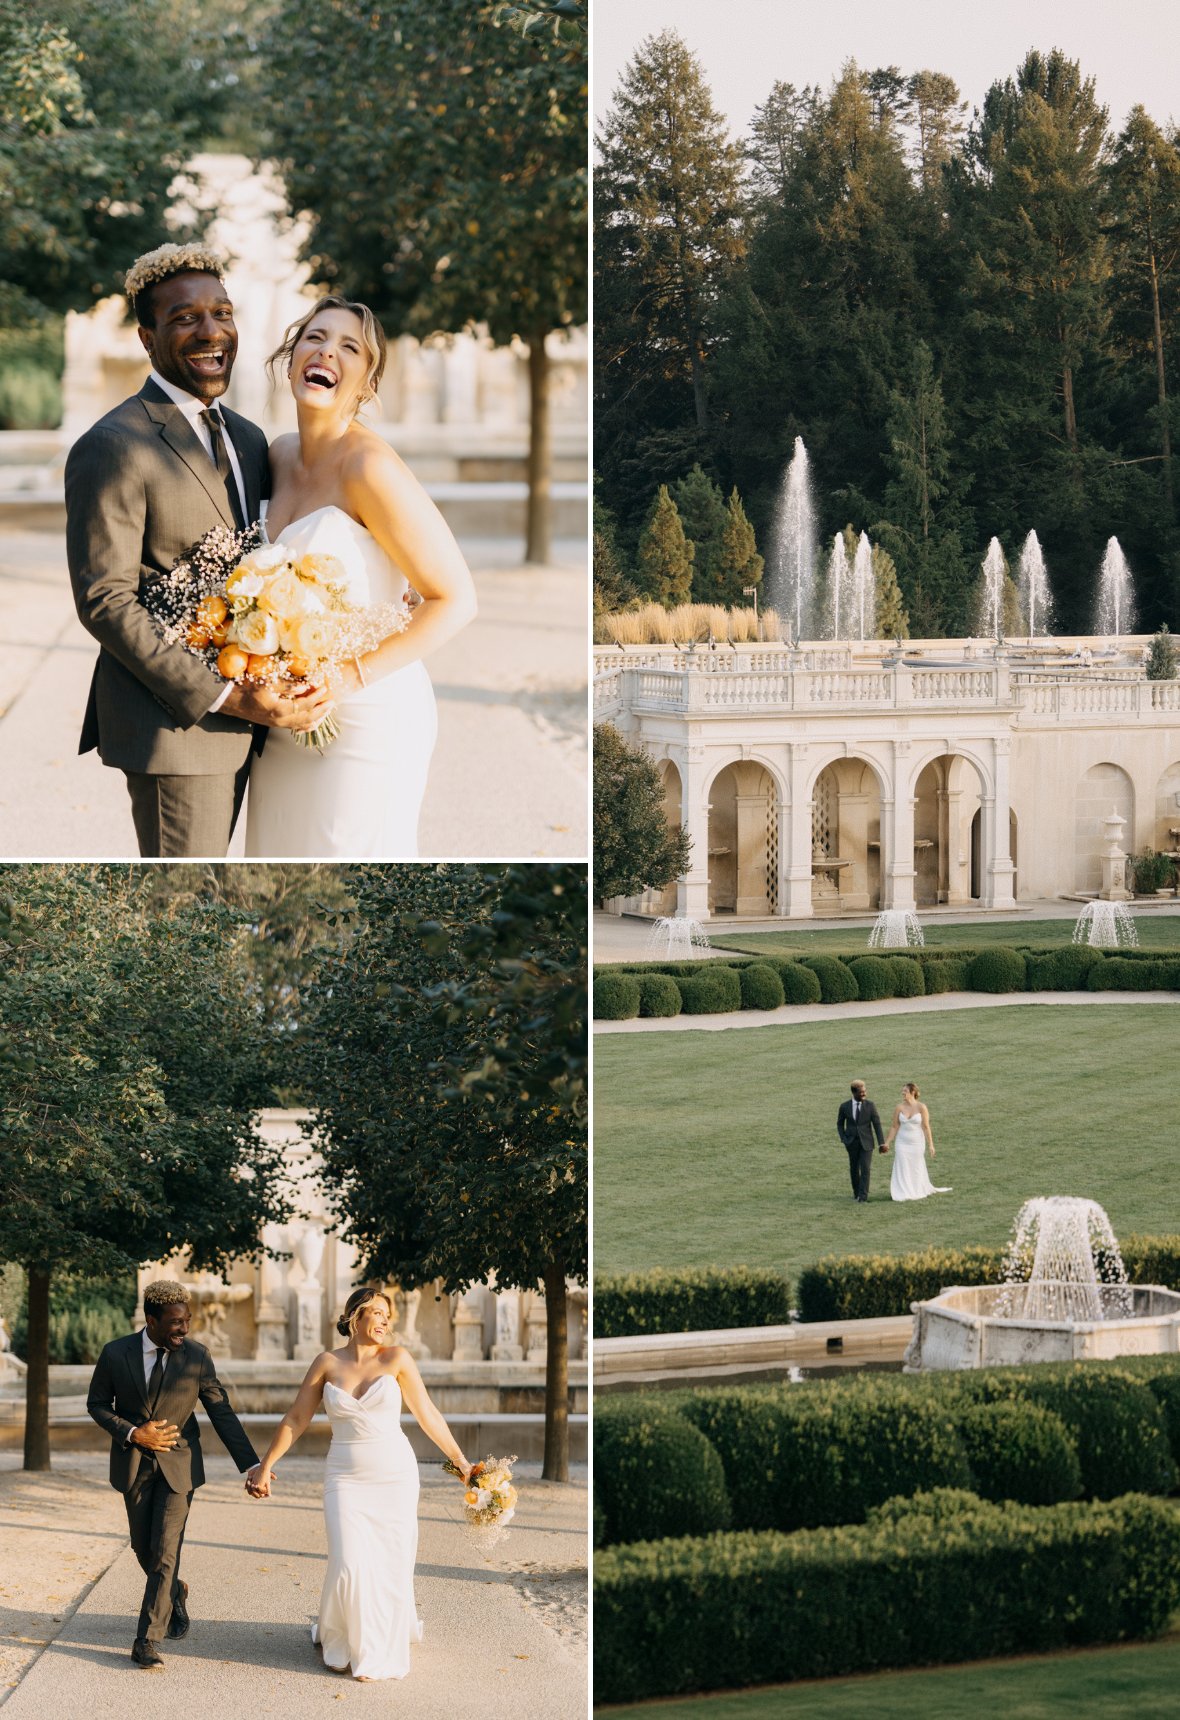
[
  {"left": 594, "top": 1397, "right": 731, "bottom": 1548},
  {"left": 594, "top": 1265, "right": 793, "bottom": 1339},
  {"left": 739, "top": 962, "right": 785, "bottom": 1010},
  {"left": 956, "top": 1400, "right": 1082, "bottom": 1504},
  {"left": 593, "top": 971, "right": 640, "bottom": 1019},
  {"left": 796, "top": 1235, "right": 1180, "bottom": 1322},
  {"left": 636, "top": 972, "right": 681, "bottom": 1017},
  {"left": 966, "top": 945, "right": 1027, "bottom": 992},
  {"left": 923, "top": 956, "right": 970, "bottom": 994},
  {"left": 1090, "top": 955, "right": 1171, "bottom": 989},
  {"left": 888, "top": 955, "right": 925, "bottom": 996},
  {"left": 594, "top": 1493, "right": 1180, "bottom": 1704},
  {"left": 677, "top": 964, "right": 742, "bottom": 1013},
  {"left": 776, "top": 960, "right": 822, "bottom": 1004},
  {"left": 1027, "top": 944, "right": 1106, "bottom": 990},
  {"left": 801, "top": 953, "right": 859, "bottom": 1003},
  {"left": 847, "top": 955, "right": 895, "bottom": 1000}
]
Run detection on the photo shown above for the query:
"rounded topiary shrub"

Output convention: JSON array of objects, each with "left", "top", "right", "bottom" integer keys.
[
  {"left": 847, "top": 957, "right": 894, "bottom": 1001},
  {"left": 1089, "top": 956, "right": 1165, "bottom": 990},
  {"left": 886, "top": 956, "right": 925, "bottom": 997},
  {"left": 677, "top": 965, "right": 743, "bottom": 1014},
  {"left": 739, "top": 962, "right": 786, "bottom": 1011},
  {"left": 637, "top": 973, "right": 682, "bottom": 1018},
  {"left": 1027, "top": 945, "right": 1105, "bottom": 991},
  {"left": 594, "top": 1397, "right": 731, "bottom": 1546},
  {"left": 923, "top": 957, "right": 970, "bottom": 995},
  {"left": 594, "top": 972, "right": 641, "bottom": 1020},
  {"left": 802, "top": 954, "right": 859, "bottom": 1004},
  {"left": 777, "top": 962, "right": 823, "bottom": 1005},
  {"left": 966, "top": 946, "right": 1026, "bottom": 993},
  {"left": 866, "top": 1487, "right": 989, "bottom": 1527},
  {"left": 958, "top": 1400, "right": 1082, "bottom": 1505}
]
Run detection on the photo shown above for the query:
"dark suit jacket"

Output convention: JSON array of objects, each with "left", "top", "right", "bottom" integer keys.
[
  {"left": 65, "top": 379, "right": 270, "bottom": 774},
  {"left": 837, "top": 1098, "right": 885, "bottom": 1151},
  {"left": 86, "top": 1332, "right": 258, "bottom": 1495}
]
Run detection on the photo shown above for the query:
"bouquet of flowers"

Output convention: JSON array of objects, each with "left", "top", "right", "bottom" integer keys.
[
  {"left": 143, "top": 522, "right": 410, "bottom": 751},
  {"left": 445, "top": 1454, "right": 519, "bottom": 1536}
]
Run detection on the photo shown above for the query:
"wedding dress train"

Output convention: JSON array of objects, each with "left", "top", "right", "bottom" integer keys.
[
  {"left": 244, "top": 504, "right": 437, "bottom": 858},
  {"left": 890, "top": 1112, "right": 952, "bottom": 1201},
  {"left": 313, "top": 1375, "right": 423, "bottom": 1680}
]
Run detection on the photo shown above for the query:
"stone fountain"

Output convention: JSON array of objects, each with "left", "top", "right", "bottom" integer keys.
[
  {"left": 647, "top": 916, "right": 711, "bottom": 960},
  {"left": 1073, "top": 901, "right": 1137, "bottom": 949},
  {"left": 868, "top": 908, "right": 925, "bottom": 948},
  {"left": 904, "top": 1196, "right": 1180, "bottom": 1370}
]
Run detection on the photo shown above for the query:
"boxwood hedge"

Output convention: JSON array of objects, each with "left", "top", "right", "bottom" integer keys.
[
  {"left": 738, "top": 962, "right": 785, "bottom": 1010},
  {"left": 594, "top": 1396, "right": 731, "bottom": 1549},
  {"left": 800, "top": 953, "right": 859, "bottom": 1003},
  {"left": 594, "top": 1265, "right": 793, "bottom": 1339},
  {"left": 636, "top": 972, "right": 681, "bottom": 1017},
  {"left": 593, "top": 971, "right": 640, "bottom": 1019},
  {"left": 966, "top": 945, "right": 1027, "bottom": 992}
]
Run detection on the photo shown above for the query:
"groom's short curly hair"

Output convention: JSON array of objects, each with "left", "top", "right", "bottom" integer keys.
[
  {"left": 142, "top": 1278, "right": 191, "bottom": 1315},
  {"left": 124, "top": 242, "right": 228, "bottom": 328}
]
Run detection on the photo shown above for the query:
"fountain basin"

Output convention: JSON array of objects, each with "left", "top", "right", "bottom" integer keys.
[{"left": 904, "top": 1282, "right": 1180, "bottom": 1371}]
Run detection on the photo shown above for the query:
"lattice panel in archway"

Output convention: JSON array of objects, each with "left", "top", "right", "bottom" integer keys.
[
  {"left": 812, "top": 770, "right": 834, "bottom": 857},
  {"left": 766, "top": 801, "right": 779, "bottom": 911}
]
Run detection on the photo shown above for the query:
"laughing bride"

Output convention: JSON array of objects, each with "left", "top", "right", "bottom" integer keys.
[
  {"left": 249, "top": 1285, "right": 472, "bottom": 1682},
  {"left": 244, "top": 296, "right": 478, "bottom": 857}
]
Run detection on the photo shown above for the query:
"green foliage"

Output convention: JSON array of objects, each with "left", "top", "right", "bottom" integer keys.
[
  {"left": 1027, "top": 944, "right": 1107, "bottom": 989},
  {"left": 1130, "top": 848, "right": 1176, "bottom": 893},
  {"left": 596, "top": 1493, "right": 1180, "bottom": 1703},
  {"left": 594, "top": 1396, "right": 731, "bottom": 1548},
  {"left": 671, "top": 464, "right": 727, "bottom": 601},
  {"left": 593, "top": 971, "right": 640, "bottom": 1020},
  {"left": 738, "top": 962, "right": 784, "bottom": 1010},
  {"left": 775, "top": 961, "right": 823, "bottom": 1004},
  {"left": 800, "top": 954, "right": 859, "bottom": 1003},
  {"left": 966, "top": 945, "right": 1027, "bottom": 992},
  {"left": 847, "top": 956, "right": 895, "bottom": 1000},
  {"left": 593, "top": 724, "right": 691, "bottom": 900},
  {"left": 886, "top": 954, "right": 925, "bottom": 996},
  {"left": 635, "top": 485, "right": 694, "bottom": 605},
  {"left": 593, "top": 1265, "right": 792, "bottom": 1338},
  {"left": 1091, "top": 954, "right": 1167, "bottom": 987},
  {"left": 676, "top": 966, "right": 742, "bottom": 1014},
  {"left": 922, "top": 956, "right": 970, "bottom": 993},
  {"left": 592, "top": 487, "right": 635, "bottom": 616},
  {"left": 636, "top": 973, "right": 681, "bottom": 1018},
  {"left": 12, "top": 1297, "right": 129, "bottom": 1365},
  {"left": 0, "top": 360, "right": 60, "bottom": 429},
  {"left": 1147, "top": 626, "right": 1178, "bottom": 680},
  {"left": 957, "top": 1400, "right": 1083, "bottom": 1505},
  {"left": 872, "top": 542, "right": 910, "bottom": 638}
]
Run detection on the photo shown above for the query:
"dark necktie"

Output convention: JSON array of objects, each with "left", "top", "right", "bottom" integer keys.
[
  {"left": 853, "top": 1102, "right": 859, "bottom": 1122},
  {"left": 200, "top": 407, "right": 245, "bottom": 528},
  {"left": 147, "top": 1345, "right": 166, "bottom": 1414}
]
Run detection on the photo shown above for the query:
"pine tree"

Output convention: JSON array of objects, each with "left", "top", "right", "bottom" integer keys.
[
  {"left": 593, "top": 491, "right": 634, "bottom": 618},
  {"left": 672, "top": 463, "right": 727, "bottom": 599},
  {"left": 874, "top": 544, "right": 910, "bottom": 639},
  {"left": 1147, "top": 626, "right": 1177, "bottom": 680},
  {"left": 906, "top": 69, "right": 967, "bottom": 192},
  {"left": 636, "top": 485, "right": 694, "bottom": 606},
  {"left": 712, "top": 488, "right": 763, "bottom": 607},
  {"left": 746, "top": 80, "right": 819, "bottom": 204}
]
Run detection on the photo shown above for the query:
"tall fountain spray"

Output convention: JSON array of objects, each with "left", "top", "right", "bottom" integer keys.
[
  {"left": 1000, "top": 1196, "right": 1132, "bottom": 1323},
  {"left": 1017, "top": 530, "right": 1053, "bottom": 636},
  {"left": 826, "top": 532, "right": 850, "bottom": 640},
  {"left": 852, "top": 531, "right": 875, "bottom": 643},
  {"left": 1096, "top": 537, "right": 1136, "bottom": 638},
  {"left": 977, "top": 538, "right": 1007, "bottom": 640},
  {"left": 767, "top": 437, "right": 817, "bottom": 643}
]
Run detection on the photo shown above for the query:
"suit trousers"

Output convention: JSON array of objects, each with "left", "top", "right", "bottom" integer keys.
[
  {"left": 124, "top": 1457, "right": 193, "bottom": 1642},
  {"left": 125, "top": 759, "right": 251, "bottom": 858},
  {"left": 845, "top": 1139, "right": 875, "bottom": 1200}
]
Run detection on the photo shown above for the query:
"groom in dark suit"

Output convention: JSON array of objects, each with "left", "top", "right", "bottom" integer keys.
[
  {"left": 65, "top": 242, "right": 331, "bottom": 857},
  {"left": 836, "top": 1078, "right": 885, "bottom": 1202},
  {"left": 86, "top": 1279, "right": 261, "bottom": 1668}
]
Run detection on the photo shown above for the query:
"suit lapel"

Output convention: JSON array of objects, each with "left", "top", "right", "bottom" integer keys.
[
  {"left": 138, "top": 381, "right": 237, "bottom": 529},
  {"left": 223, "top": 406, "right": 265, "bottom": 524},
  {"left": 122, "top": 1332, "right": 152, "bottom": 1419}
]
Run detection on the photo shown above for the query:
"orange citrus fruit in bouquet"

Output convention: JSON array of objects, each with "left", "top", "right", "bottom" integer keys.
[
  {"left": 208, "top": 622, "right": 230, "bottom": 647},
  {"left": 246, "top": 652, "right": 279, "bottom": 683},
  {"left": 285, "top": 654, "right": 311, "bottom": 680},
  {"left": 197, "top": 594, "right": 229, "bottom": 629},
  {"left": 186, "top": 622, "right": 211, "bottom": 649},
  {"left": 217, "top": 644, "right": 250, "bottom": 679}
]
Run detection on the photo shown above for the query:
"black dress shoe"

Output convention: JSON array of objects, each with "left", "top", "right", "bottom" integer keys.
[
  {"left": 132, "top": 1639, "right": 164, "bottom": 1668},
  {"left": 167, "top": 1580, "right": 189, "bottom": 1639}
]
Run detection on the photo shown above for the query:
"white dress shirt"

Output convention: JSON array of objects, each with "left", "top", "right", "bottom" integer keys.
[
  {"left": 149, "top": 368, "right": 249, "bottom": 718},
  {"left": 141, "top": 1323, "right": 170, "bottom": 1391}
]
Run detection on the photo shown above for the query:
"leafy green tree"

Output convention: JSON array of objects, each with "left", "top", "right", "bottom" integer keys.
[
  {"left": 636, "top": 484, "right": 694, "bottom": 606},
  {"left": 259, "top": 0, "right": 585, "bottom": 564},
  {"left": 0, "top": 868, "right": 290, "bottom": 1470},
  {"left": 594, "top": 723, "right": 692, "bottom": 900},
  {"left": 873, "top": 542, "right": 910, "bottom": 639},
  {"left": 672, "top": 464, "right": 727, "bottom": 600},
  {"left": 301, "top": 866, "right": 586, "bottom": 1481}
]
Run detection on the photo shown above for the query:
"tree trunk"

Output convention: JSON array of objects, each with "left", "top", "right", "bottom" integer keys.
[
  {"left": 688, "top": 338, "right": 708, "bottom": 432},
  {"left": 541, "top": 1261, "right": 569, "bottom": 1483},
  {"left": 525, "top": 331, "right": 552, "bottom": 566},
  {"left": 1062, "top": 362, "right": 1078, "bottom": 454},
  {"left": 1150, "top": 257, "right": 1174, "bottom": 516},
  {"left": 23, "top": 1266, "right": 51, "bottom": 1472}
]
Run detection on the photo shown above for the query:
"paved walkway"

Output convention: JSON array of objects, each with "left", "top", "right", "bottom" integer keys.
[
  {"left": 594, "top": 988, "right": 1180, "bottom": 1035},
  {"left": 0, "top": 530, "right": 587, "bottom": 859},
  {"left": 0, "top": 1453, "right": 586, "bottom": 1717}
]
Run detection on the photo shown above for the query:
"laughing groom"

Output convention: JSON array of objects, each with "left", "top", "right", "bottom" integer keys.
[
  {"left": 65, "top": 241, "right": 330, "bottom": 857},
  {"left": 86, "top": 1279, "right": 262, "bottom": 1669},
  {"left": 837, "top": 1078, "right": 885, "bottom": 1203}
]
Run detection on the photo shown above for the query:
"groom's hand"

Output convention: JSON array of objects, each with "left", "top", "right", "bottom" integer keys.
[
  {"left": 131, "top": 1419, "right": 180, "bottom": 1451},
  {"left": 220, "top": 680, "right": 335, "bottom": 732}
]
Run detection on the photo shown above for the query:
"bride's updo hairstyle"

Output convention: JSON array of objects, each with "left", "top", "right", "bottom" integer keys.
[
  {"left": 266, "top": 295, "right": 388, "bottom": 416},
  {"left": 903, "top": 1082, "right": 921, "bottom": 1100},
  {"left": 336, "top": 1285, "right": 393, "bottom": 1338}
]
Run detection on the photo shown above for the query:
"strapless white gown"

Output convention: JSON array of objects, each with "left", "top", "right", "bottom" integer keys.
[
  {"left": 313, "top": 1375, "right": 423, "bottom": 1680},
  {"left": 244, "top": 504, "right": 437, "bottom": 858},
  {"left": 890, "top": 1113, "right": 952, "bottom": 1201}
]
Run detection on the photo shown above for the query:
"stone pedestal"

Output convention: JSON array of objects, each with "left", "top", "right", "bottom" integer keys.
[
  {"left": 525, "top": 1292, "right": 548, "bottom": 1364},
  {"left": 452, "top": 1287, "right": 487, "bottom": 1360},
  {"left": 291, "top": 1226, "right": 325, "bottom": 1361},
  {"left": 394, "top": 1287, "right": 432, "bottom": 1359},
  {"left": 1099, "top": 807, "right": 1132, "bottom": 900},
  {"left": 491, "top": 1288, "right": 523, "bottom": 1362}
]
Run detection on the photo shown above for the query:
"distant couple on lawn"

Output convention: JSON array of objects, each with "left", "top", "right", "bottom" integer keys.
[{"left": 836, "top": 1079, "right": 951, "bottom": 1204}]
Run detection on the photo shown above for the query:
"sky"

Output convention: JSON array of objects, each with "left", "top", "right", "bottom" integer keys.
[{"left": 594, "top": 0, "right": 1180, "bottom": 139}]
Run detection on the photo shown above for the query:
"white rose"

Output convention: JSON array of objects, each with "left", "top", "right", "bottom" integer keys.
[
  {"left": 249, "top": 543, "right": 294, "bottom": 572},
  {"left": 229, "top": 610, "right": 280, "bottom": 654},
  {"left": 279, "top": 613, "right": 336, "bottom": 659},
  {"left": 226, "top": 567, "right": 265, "bottom": 601},
  {"left": 259, "top": 569, "right": 327, "bottom": 619}
]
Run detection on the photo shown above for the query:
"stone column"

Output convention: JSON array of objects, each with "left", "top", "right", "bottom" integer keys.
[
  {"left": 253, "top": 1234, "right": 291, "bottom": 1361},
  {"left": 675, "top": 745, "right": 711, "bottom": 918},
  {"left": 836, "top": 791, "right": 871, "bottom": 910},
  {"left": 734, "top": 793, "right": 770, "bottom": 915},
  {"left": 525, "top": 1290, "right": 548, "bottom": 1363},
  {"left": 290, "top": 1226, "right": 326, "bottom": 1361},
  {"left": 781, "top": 744, "right": 815, "bottom": 919},
  {"left": 394, "top": 1286, "right": 432, "bottom": 1359},
  {"left": 490, "top": 1288, "right": 523, "bottom": 1362},
  {"left": 982, "top": 738, "right": 1017, "bottom": 910},
  {"left": 882, "top": 743, "right": 916, "bottom": 911},
  {"left": 452, "top": 1285, "right": 487, "bottom": 1360},
  {"left": 1098, "top": 807, "right": 1132, "bottom": 901}
]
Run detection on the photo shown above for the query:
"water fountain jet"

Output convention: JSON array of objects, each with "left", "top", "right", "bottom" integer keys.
[
  {"left": 852, "top": 531, "right": 875, "bottom": 642},
  {"left": 977, "top": 537, "right": 1007, "bottom": 640},
  {"left": 1095, "top": 537, "right": 1136, "bottom": 638},
  {"left": 1017, "top": 530, "right": 1054, "bottom": 636},
  {"left": 647, "top": 916, "right": 712, "bottom": 960},
  {"left": 767, "top": 437, "right": 816, "bottom": 643},
  {"left": 868, "top": 909, "right": 925, "bottom": 948},
  {"left": 1072, "top": 901, "right": 1137, "bottom": 949}
]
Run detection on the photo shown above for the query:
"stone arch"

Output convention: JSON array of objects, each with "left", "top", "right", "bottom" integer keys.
[
  {"left": 653, "top": 759, "right": 683, "bottom": 915},
  {"left": 909, "top": 746, "right": 990, "bottom": 908},
  {"left": 971, "top": 806, "right": 1019, "bottom": 900},
  {"left": 1075, "top": 762, "right": 1134, "bottom": 894},
  {"left": 806, "top": 752, "right": 888, "bottom": 913},
  {"left": 1154, "top": 761, "right": 1180, "bottom": 856},
  {"left": 707, "top": 759, "right": 778, "bottom": 915}
]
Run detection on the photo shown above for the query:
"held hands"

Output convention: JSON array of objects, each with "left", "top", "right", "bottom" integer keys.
[
  {"left": 244, "top": 1463, "right": 273, "bottom": 1499},
  {"left": 220, "top": 679, "right": 334, "bottom": 733},
  {"left": 131, "top": 1419, "right": 180, "bottom": 1452}
]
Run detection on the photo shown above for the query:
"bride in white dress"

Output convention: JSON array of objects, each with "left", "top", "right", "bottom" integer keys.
[
  {"left": 249, "top": 1286, "right": 472, "bottom": 1682},
  {"left": 883, "top": 1083, "right": 952, "bottom": 1201},
  {"left": 244, "top": 296, "right": 477, "bottom": 857}
]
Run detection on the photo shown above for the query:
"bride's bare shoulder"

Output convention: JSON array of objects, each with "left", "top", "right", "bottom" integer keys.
[
  {"left": 268, "top": 432, "right": 300, "bottom": 470},
  {"left": 382, "top": 1343, "right": 413, "bottom": 1371}
]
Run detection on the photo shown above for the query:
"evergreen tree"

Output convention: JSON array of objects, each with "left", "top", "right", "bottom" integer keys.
[
  {"left": 906, "top": 69, "right": 967, "bottom": 193},
  {"left": 593, "top": 725, "right": 691, "bottom": 900},
  {"left": 713, "top": 488, "right": 764, "bottom": 607},
  {"left": 1147, "top": 625, "right": 1177, "bottom": 679},
  {"left": 746, "top": 80, "right": 819, "bottom": 204},
  {"left": 671, "top": 463, "right": 727, "bottom": 599},
  {"left": 593, "top": 487, "right": 634, "bottom": 617},
  {"left": 636, "top": 485, "right": 694, "bottom": 606},
  {"left": 874, "top": 544, "right": 910, "bottom": 639}
]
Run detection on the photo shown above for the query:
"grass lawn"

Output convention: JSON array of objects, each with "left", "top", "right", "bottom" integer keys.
[
  {"left": 594, "top": 1003, "right": 1176, "bottom": 1283},
  {"left": 703, "top": 913, "right": 1180, "bottom": 961},
  {"left": 598, "top": 1632, "right": 1180, "bottom": 1718}
]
